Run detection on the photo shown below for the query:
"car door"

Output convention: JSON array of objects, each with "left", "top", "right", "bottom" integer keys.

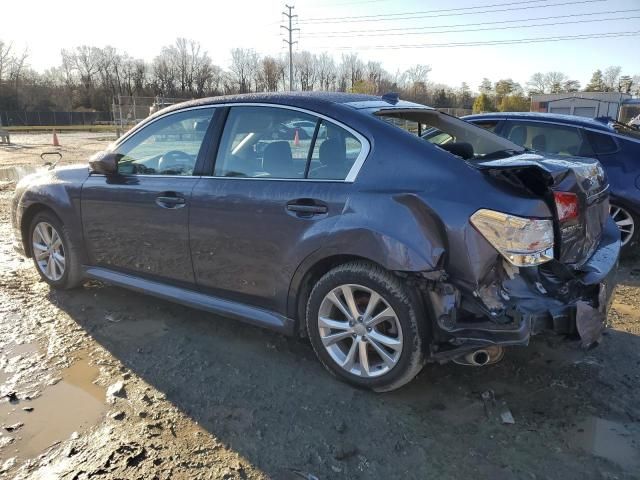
[
  {"left": 81, "top": 106, "right": 217, "bottom": 286},
  {"left": 189, "top": 105, "right": 368, "bottom": 314}
]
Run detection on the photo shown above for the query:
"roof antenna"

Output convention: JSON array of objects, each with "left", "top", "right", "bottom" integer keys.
[{"left": 382, "top": 92, "right": 399, "bottom": 105}]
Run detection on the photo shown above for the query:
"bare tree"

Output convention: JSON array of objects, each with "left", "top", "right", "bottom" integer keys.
[
  {"left": 295, "top": 51, "right": 316, "bottom": 91},
  {"left": 229, "top": 48, "right": 258, "bottom": 93},
  {"left": 603, "top": 66, "right": 622, "bottom": 92},
  {"left": 315, "top": 52, "right": 336, "bottom": 91},
  {"left": 0, "top": 40, "right": 13, "bottom": 83},
  {"left": 526, "top": 72, "right": 546, "bottom": 94},
  {"left": 340, "top": 53, "right": 364, "bottom": 91},
  {"left": 404, "top": 64, "right": 431, "bottom": 100},
  {"left": 259, "top": 56, "right": 280, "bottom": 92}
]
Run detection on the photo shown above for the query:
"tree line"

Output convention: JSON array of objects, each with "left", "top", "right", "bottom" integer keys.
[{"left": 0, "top": 37, "right": 638, "bottom": 114}]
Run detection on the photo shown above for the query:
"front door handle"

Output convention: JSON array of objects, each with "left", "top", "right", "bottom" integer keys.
[
  {"left": 156, "top": 193, "right": 186, "bottom": 209},
  {"left": 286, "top": 199, "right": 328, "bottom": 217}
]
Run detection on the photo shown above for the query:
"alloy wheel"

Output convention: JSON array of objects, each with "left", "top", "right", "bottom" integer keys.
[
  {"left": 610, "top": 204, "right": 635, "bottom": 246},
  {"left": 317, "top": 284, "right": 403, "bottom": 378},
  {"left": 32, "top": 221, "right": 65, "bottom": 281}
]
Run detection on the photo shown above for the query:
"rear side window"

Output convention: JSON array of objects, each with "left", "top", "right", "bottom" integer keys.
[
  {"left": 502, "top": 121, "right": 593, "bottom": 157},
  {"left": 472, "top": 120, "right": 500, "bottom": 132},
  {"left": 584, "top": 130, "right": 618, "bottom": 154},
  {"left": 308, "top": 121, "right": 362, "bottom": 180},
  {"left": 214, "top": 106, "right": 362, "bottom": 180}
]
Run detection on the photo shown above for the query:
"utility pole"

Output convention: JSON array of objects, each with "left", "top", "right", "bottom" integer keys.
[{"left": 281, "top": 4, "right": 299, "bottom": 91}]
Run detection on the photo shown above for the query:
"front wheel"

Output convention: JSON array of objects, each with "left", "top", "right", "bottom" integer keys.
[
  {"left": 29, "top": 211, "right": 83, "bottom": 289},
  {"left": 306, "top": 261, "right": 426, "bottom": 392}
]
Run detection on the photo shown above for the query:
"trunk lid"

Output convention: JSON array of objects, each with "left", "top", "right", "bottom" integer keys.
[{"left": 475, "top": 153, "right": 609, "bottom": 266}]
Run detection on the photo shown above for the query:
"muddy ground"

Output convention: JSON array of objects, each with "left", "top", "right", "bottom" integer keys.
[{"left": 1, "top": 133, "right": 639, "bottom": 479}]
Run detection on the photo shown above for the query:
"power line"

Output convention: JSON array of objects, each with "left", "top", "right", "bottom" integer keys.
[
  {"left": 298, "top": 0, "right": 605, "bottom": 24},
  {"left": 299, "top": 14, "right": 640, "bottom": 38},
  {"left": 281, "top": 4, "right": 299, "bottom": 91},
  {"left": 304, "top": 30, "right": 640, "bottom": 50},
  {"left": 300, "top": 0, "right": 553, "bottom": 21},
  {"left": 297, "top": 8, "right": 640, "bottom": 36}
]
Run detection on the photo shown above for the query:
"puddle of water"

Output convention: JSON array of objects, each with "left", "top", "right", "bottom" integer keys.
[
  {"left": 568, "top": 417, "right": 640, "bottom": 471},
  {"left": 0, "top": 165, "right": 42, "bottom": 182},
  {"left": 0, "top": 351, "right": 106, "bottom": 462}
]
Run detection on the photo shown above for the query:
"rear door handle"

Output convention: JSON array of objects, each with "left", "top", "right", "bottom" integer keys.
[
  {"left": 156, "top": 194, "right": 186, "bottom": 209},
  {"left": 286, "top": 200, "right": 328, "bottom": 216}
]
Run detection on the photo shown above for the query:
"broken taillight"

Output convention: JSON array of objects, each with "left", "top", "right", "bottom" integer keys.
[{"left": 553, "top": 191, "right": 579, "bottom": 222}]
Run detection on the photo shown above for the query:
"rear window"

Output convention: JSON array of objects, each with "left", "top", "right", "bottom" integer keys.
[
  {"left": 377, "top": 109, "right": 524, "bottom": 161},
  {"left": 584, "top": 130, "right": 618, "bottom": 154}
]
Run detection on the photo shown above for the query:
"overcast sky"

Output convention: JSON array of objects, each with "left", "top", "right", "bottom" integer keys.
[{"left": 3, "top": 0, "right": 640, "bottom": 91}]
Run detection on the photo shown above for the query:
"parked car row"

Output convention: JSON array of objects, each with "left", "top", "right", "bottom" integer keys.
[{"left": 12, "top": 93, "right": 621, "bottom": 390}]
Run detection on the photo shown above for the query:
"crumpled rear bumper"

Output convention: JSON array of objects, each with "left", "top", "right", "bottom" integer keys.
[
  {"left": 519, "top": 216, "right": 618, "bottom": 347},
  {"left": 430, "top": 217, "right": 620, "bottom": 357}
]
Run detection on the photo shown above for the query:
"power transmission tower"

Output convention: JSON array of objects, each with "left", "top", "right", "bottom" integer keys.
[{"left": 281, "top": 4, "right": 299, "bottom": 91}]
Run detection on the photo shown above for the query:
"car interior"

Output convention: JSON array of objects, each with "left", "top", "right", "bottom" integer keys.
[
  {"left": 116, "top": 113, "right": 213, "bottom": 176},
  {"left": 380, "top": 109, "right": 524, "bottom": 160},
  {"left": 502, "top": 122, "right": 594, "bottom": 156},
  {"left": 214, "top": 107, "right": 360, "bottom": 180}
]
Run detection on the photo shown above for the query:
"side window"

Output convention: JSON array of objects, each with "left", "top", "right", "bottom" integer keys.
[
  {"left": 115, "top": 108, "right": 214, "bottom": 176},
  {"left": 472, "top": 120, "right": 499, "bottom": 133},
  {"left": 502, "top": 121, "right": 592, "bottom": 156},
  {"left": 584, "top": 130, "right": 618, "bottom": 155},
  {"left": 214, "top": 106, "right": 316, "bottom": 179},
  {"left": 307, "top": 120, "right": 362, "bottom": 180},
  {"left": 214, "top": 106, "right": 363, "bottom": 181}
]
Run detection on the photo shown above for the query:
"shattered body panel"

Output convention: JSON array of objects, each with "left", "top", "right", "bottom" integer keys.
[{"left": 10, "top": 92, "right": 620, "bottom": 362}]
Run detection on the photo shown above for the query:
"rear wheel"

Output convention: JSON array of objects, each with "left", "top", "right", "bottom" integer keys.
[
  {"left": 610, "top": 203, "right": 638, "bottom": 254},
  {"left": 306, "top": 261, "right": 426, "bottom": 392},
  {"left": 29, "top": 211, "right": 83, "bottom": 289}
]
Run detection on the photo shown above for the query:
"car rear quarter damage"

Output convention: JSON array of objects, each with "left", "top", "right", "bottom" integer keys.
[{"left": 358, "top": 107, "right": 620, "bottom": 362}]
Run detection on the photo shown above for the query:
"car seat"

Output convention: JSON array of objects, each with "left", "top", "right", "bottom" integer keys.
[
  {"left": 531, "top": 134, "right": 547, "bottom": 152},
  {"left": 507, "top": 126, "right": 527, "bottom": 146},
  {"left": 262, "top": 141, "right": 296, "bottom": 178},
  {"left": 309, "top": 138, "right": 350, "bottom": 179}
]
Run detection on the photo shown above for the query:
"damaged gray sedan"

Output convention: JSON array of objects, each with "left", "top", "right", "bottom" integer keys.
[{"left": 11, "top": 93, "right": 619, "bottom": 391}]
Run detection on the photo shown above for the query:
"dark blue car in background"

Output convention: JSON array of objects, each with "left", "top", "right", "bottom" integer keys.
[{"left": 461, "top": 112, "right": 640, "bottom": 253}]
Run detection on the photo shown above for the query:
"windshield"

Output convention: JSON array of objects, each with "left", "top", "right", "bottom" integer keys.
[{"left": 375, "top": 109, "right": 525, "bottom": 160}]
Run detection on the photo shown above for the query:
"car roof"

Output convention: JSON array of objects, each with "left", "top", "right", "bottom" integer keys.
[
  {"left": 151, "top": 92, "right": 432, "bottom": 119},
  {"left": 463, "top": 112, "right": 614, "bottom": 132}
]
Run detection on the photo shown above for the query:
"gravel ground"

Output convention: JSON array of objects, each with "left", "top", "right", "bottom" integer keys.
[{"left": 1, "top": 135, "right": 639, "bottom": 479}]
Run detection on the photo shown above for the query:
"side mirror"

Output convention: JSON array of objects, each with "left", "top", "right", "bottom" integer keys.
[{"left": 89, "top": 151, "right": 119, "bottom": 175}]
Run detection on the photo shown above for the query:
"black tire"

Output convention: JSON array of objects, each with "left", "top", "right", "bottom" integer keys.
[
  {"left": 28, "top": 210, "right": 83, "bottom": 289},
  {"left": 306, "top": 261, "right": 426, "bottom": 392}
]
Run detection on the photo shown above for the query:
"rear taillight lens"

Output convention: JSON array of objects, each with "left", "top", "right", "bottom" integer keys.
[
  {"left": 470, "top": 209, "right": 554, "bottom": 267},
  {"left": 554, "top": 191, "right": 579, "bottom": 222}
]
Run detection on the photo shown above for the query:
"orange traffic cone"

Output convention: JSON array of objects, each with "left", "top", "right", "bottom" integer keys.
[
  {"left": 293, "top": 128, "right": 300, "bottom": 146},
  {"left": 52, "top": 130, "right": 60, "bottom": 147}
]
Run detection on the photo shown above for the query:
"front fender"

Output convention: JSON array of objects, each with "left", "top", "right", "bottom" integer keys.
[{"left": 15, "top": 166, "right": 89, "bottom": 262}]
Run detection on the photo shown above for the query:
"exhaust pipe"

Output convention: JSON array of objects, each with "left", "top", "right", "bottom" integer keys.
[
  {"left": 453, "top": 346, "right": 504, "bottom": 367},
  {"left": 465, "top": 349, "right": 490, "bottom": 366}
]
